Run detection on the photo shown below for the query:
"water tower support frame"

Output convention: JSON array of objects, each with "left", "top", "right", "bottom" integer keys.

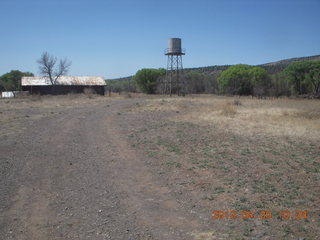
[{"left": 165, "top": 54, "right": 185, "bottom": 96}]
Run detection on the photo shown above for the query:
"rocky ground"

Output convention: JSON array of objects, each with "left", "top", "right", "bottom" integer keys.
[{"left": 0, "top": 95, "right": 319, "bottom": 240}]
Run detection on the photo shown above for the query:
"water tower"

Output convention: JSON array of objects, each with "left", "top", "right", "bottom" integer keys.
[{"left": 164, "top": 38, "right": 185, "bottom": 95}]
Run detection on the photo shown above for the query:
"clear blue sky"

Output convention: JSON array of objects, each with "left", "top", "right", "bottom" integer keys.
[{"left": 1, "top": 0, "right": 319, "bottom": 79}]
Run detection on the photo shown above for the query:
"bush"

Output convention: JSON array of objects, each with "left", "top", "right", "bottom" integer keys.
[
  {"left": 106, "top": 79, "right": 136, "bottom": 94},
  {"left": 183, "top": 72, "right": 206, "bottom": 94},
  {"left": 284, "top": 61, "right": 320, "bottom": 96},
  {"left": 217, "top": 65, "right": 269, "bottom": 96},
  {"left": 269, "top": 72, "right": 291, "bottom": 97},
  {"left": 0, "top": 70, "right": 34, "bottom": 91},
  {"left": 134, "top": 68, "right": 165, "bottom": 94},
  {"left": 221, "top": 102, "right": 237, "bottom": 116}
]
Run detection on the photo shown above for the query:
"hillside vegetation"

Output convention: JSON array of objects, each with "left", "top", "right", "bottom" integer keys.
[{"left": 108, "top": 55, "right": 320, "bottom": 97}]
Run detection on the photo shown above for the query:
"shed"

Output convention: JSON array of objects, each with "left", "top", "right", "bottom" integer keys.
[{"left": 21, "top": 76, "right": 106, "bottom": 95}]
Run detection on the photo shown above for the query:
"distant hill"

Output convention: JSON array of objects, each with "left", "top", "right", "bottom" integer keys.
[
  {"left": 261, "top": 55, "right": 320, "bottom": 66},
  {"left": 184, "top": 55, "right": 320, "bottom": 75},
  {"left": 259, "top": 55, "right": 320, "bottom": 74},
  {"left": 109, "top": 55, "right": 320, "bottom": 81}
]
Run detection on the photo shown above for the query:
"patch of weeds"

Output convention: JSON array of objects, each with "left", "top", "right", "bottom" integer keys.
[
  {"left": 270, "top": 172, "right": 282, "bottom": 177},
  {"left": 142, "top": 140, "right": 150, "bottom": 144},
  {"left": 254, "top": 202, "right": 265, "bottom": 209},
  {"left": 202, "top": 145, "right": 216, "bottom": 155},
  {"left": 147, "top": 151, "right": 157, "bottom": 158},
  {"left": 252, "top": 180, "right": 277, "bottom": 193},
  {"left": 224, "top": 178, "right": 234, "bottom": 186},
  {"left": 240, "top": 196, "right": 248, "bottom": 203},
  {"left": 138, "top": 128, "right": 147, "bottom": 132},
  {"left": 305, "top": 166, "right": 320, "bottom": 173},
  {"left": 296, "top": 223, "right": 308, "bottom": 233},
  {"left": 232, "top": 200, "right": 251, "bottom": 211},
  {"left": 262, "top": 157, "right": 279, "bottom": 165},
  {"left": 239, "top": 156, "right": 249, "bottom": 164},
  {"left": 243, "top": 226, "right": 254, "bottom": 237},
  {"left": 269, "top": 165, "right": 278, "bottom": 169},
  {"left": 128, "top": 133, "right": 134, "bottom": 138},
  {"left": 213, "top": 186, "right": 225, "bottom": 194},
  {"left": 271, "top": 150, "right": 280, "bottom": 155},
  {"left": 189, "top": 158, "right": 198, "bottom": 165},
  {"left": 233, "top": 99, "right": 242, "bottom": 106},
  {"left": 202, "top": 195, "right": 215, "bottom": 201},
  {"left": 164, "top": 160, "right": 175, "bottom": 167},
  {"left": 167, "top": 145, "right": 182, "bottom": 155},
  {"left": 198, "top": 163, "right": 208, "bottom": 168},
  {"left": 240, "top": 148, "right": 251, "bottom": 156},
  {"left": 285, "top": 180, "right": 300, "bottom": 194},
  {"left": 282, "top": 225, "right": 293, "bottom": 238},
  {"left": 198, "top": 159, "right": 211, "bottom": 168},
  {"left": 176, "top": 129, "right": 183, "bottom": 136},
  {"left": 233, "top": 160, "right": 242, "bottom": 167},
  {"left": 280, "top": 197, "right": 295, "bottom": 208},
  {"left": 235, "top": 179, "right": 247, "bottom": 189},
  {"left": 221, "top": 102, "right": 237, "bottom": 116},
  {"left": 219, "top": 165, "right": 231, "bottom": 173},
  {"left": 164, "top": 160, "right": 181, "bottom": 168},
  {"left": 175, "top": 162, "right": 182, "bottom": 168},
  {"left": 244, "top": 147, "right": 251, "bottom": 154},
  {"left": 279, "top": 180, "right": 301, "bottom": 207},
  {"left": 156, "top": 137, "right": 165, "bottom": 146}
]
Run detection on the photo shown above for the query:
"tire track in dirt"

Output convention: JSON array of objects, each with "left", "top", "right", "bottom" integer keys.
[
  {"left": 2, "top": 106, "right": 89, "bottom": 240},
  {"left": 90, "top": 100, "right": 204, "bottom": 239},
  {"left": 1, "top": 99, "right": 206, "bottom": 240}
]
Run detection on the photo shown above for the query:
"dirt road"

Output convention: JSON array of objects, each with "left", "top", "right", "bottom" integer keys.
[
  {"left": 2, "top": 96, "right": 319, "bottom": 239},
  {"left": 0, "top": 98, "right": 209, "bottom": 240}
]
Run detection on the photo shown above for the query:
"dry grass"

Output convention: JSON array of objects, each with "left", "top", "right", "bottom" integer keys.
[
  {"left": 134, "top": 95, "right": 320, "bottom": 140},
  {"left": 127, "top": 94, "right": 320, "bottom": 239}
]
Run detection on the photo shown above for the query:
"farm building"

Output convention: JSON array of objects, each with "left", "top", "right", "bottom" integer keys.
[{"left": 21, "top": 76, "right": 106, "bottom": 95}]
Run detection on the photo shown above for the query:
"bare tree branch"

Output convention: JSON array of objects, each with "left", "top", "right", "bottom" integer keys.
[
  {"left": 37, "top": 52, "right": 71, "bottom": 85},
  {"left": 54, "top": 58, "right": 72, "bottom": 83}
]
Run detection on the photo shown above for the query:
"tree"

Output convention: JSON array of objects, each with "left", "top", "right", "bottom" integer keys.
[
  {"left": 37, "top": 52, "right": 71, "bottom": 85},
  {"left": 184, "top": 72, "right": 206, "bottom": 94},
  {"left": 106, "top": 79, "right": 137, "bottom": 93},
  {"left": 284, "top": 61, "right": 311, "bottom": 95},
  {"left": 0, "top": 70, "right": 34, "bottom": 91},
  {"left": 269, "top": 72, "right": 291, "bottom": 97},
  {"left": 217, "top": 64, "right": 269, "bottom": 95},
  {"left": 283, "top": 61, "right": 320, "bottom": 96},
  {"left": 249, "top": 66, "right": 270, "bottom": 96},
  {"left": 306, "top": 62, "right": 320, "bottom": 96},
  {"left": 134, "top": 68, "right": 165, "bottom": 94}
]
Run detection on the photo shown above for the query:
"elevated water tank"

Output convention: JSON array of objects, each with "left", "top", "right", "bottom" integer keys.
[{"left": 165, "top": 38, "right": 185, "bottom": 55}]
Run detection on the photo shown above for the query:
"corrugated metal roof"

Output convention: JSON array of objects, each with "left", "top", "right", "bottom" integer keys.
[{"left": 21, "top": 76, "right": 106, "bottom": 86}]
